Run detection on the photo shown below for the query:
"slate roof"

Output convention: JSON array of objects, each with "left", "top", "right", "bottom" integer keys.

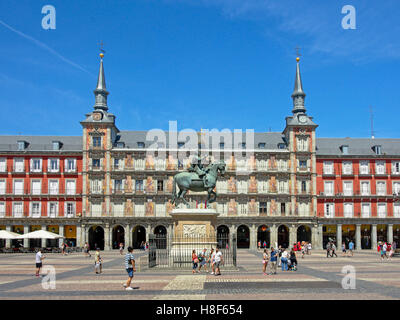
[{"left": 0, "top": 136, "right": 82, "bottom": 152}]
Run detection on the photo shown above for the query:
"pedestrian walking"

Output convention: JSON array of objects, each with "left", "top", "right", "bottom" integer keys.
[
  {"left": 269, "top": 247, "right": 278, "bottom": 275},
  {"left": 262, "top": 249, "right": 269, "bottom": 275},
  {"left": 198, "top": 248, "right": 209, "bottom": 273},
  {"left": 119, "top": 242, "right": 124, "bottom": 255},
  {"left": 123, "top": 246, "right": 136, "bottom": 290},
  {"left": 84, "top": 242, "right": 91, "bottom": 257},
  {"left": 289, "top": 248, "right": 297, "bottom": 271},
  {"left": 301, "top": 243, "right": 306, "bottom": 259},
  {"left": 281, "top": 249, "right": 289, "bottom": 271},
  {"left": 257, "top": 241, "right": 261, "bottom": 250},
  {"left": 331, "top": 243, "right": 338, "bottom": 257},
  {"left": 307, "top": 242, "right": 312, "bottom": 255},
  {"left": 210, "top": 248, "right": 216, "bottom": 275},
  {"left": 94, "top": 248, "right": 103, "bottom": 274},
  {"left": 381, "top": 242, "right": 388, "bottom": 261},
  {"left": 214, "top": 247, "right": 223, "bottom": 276},
  {"left": 341, "top": 243, "right": 347, "bottom": 256},
  {"left": 61, "top": 242, "right": 65, "bottom": 255},
  {"left": 348, "top": 240, "right": 354, "bottom": 257},
  {"left": 326, "top": 242, "right": 331, "bottom": 258},
  {"left": 192, "top": 250, "right": 199, "bottom": 274},
  {"left": 35, "top": 249, "right": 45, "bottom": 277},
  {"left": 278, "top": 245, "right": 283, "bottom": 267},
  {"left": 263, "top": 241, "right": 267, "bottom": 249}
]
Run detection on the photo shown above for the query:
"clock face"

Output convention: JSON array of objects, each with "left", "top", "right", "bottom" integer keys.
[
  {"left": 93, "top": 112, "right": 102, "bottom": 121},
  {"left": 299, "top": 115, "right": 307, "bottom": 123}
]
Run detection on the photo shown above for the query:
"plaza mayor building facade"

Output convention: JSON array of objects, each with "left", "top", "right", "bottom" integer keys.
[{"left": 0, "top": 55, "right": 399, "bottom": 251}]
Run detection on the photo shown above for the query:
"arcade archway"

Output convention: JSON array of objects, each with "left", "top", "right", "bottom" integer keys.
[
  {"left": 154, "top": 225, "right": 167, "bottom": 249},
  {"left": 132, "top": 225, "right": 146, "bottom": 249},
  {"left": 257, "top": 225, "right": 270, "bottom": 248},
  {"left": 361, "top": 225, "right": 371, "bottom": 249},
  {"left": 217, "top": 225, "right": 229, "bottom": 249},
  {"left": 237, "top": 225, "right": 250, "bottom": 249},
  {"left": 297, "top": 225, "right": 311, "bottom": 244},
  {"left": 278, "top": 225, "right": 289, "bottom": 248},
  {"left": 89, "top": 226, "right": 104, "bottom": 250},
  {"left": 112, "top": 225, "right": 125, "bottom": 249}
]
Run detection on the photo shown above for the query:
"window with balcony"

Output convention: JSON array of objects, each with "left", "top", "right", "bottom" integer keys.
[
  {"left": 14, "top": 158, "right": 24, "bottom": 172},
  {"left": 93, "top": 136, "right": 101, "bottom": 148},
  {"left": 323, "top": 161, "right": 334, "bottom": 175},
  {"left": 30, "top": 158, "right": 42, "bottom": 172},
  {"left": 360, "top": 181, "right": 370, "bottom": 195},
  {"left": 157, "top": 180, "right": 164, "bottom": 192},
  {"left": 361, "top": 203, "right": 371, "bottom": 218},
  {"left": 324, "top": 203, "right": 334, "bottom": 218},
  {"left": 91, "top": 179, "right": 102, "bottom": 194},
  {"left": 377, "top": 203, "right": 386, "bottom": 218},
  {"left": 259, "top": 202, "right": 267, "bottom": 214},
  {"left": 344, "top": 203, "right": 353, "bottom": 218},
  {"left": 92, "top": 159, "right": 101, "bottom": 169},
  {"left": 359, "top": 160, "right": 369, "bottom": 175},
  {"left": 31, "top": 180, "right": 41, "bottom": 195},
  {"left": 342, "top": 161, "right": 353, "bottom": 175},
  {"left": 135, "top": 179, "right": 144, "bottom": 192},
  {"left": 65, "top": 158, "right": 76, "bottom": 172},
  {"left": 0, "top": 202, "right": 5, "bottom": 217},
  {"left": 392, "top": 161, "right": 400, "bottom": 175},
  {"left": 343, "top": 181, "right": 353, "bottom": 196},
  {"left": 376, "top": 181, "right": 386, "bottom": 195},
  {"left": 394, "top": 203, "right": 400, "bottom": 218},
  {"left": 0, "top": 158, "right": 6, "bottom": 172},
  {"left": 66, "top": 180, "right": 76, "bottom": 195},
  {"left": 113, "top": 158, "right": 120, "bottom": 170},
  {"left": 301, "top": 181, "right": 307, "bottom": 193},
  {"left": 13, "top": 202, "right": 23, "bottom": 217},
  {"left": 48, "top": 158, "right": 59, "bottom": 172},
  {"left": 48, "top": 180, "right": 59, "bottom": 195},
  {"left": 31, "top": 202, "right": 41, "bottom": 218},
  {"left": 65, "top": 202, "right": 75, "bottom": 217},
  {"left": 114, "top": 179, "right": 123, "bottom": 193},
  {"left": 393, "top": 182, "right": 400, "bottom": 196},
  {"left": 0, "top": 180, "right": 5, "bottom": 195},
  {"left": 296, "top": 137, "right": 308, "bottom": 152},
  {"left": 324, "top": 181, "right": 334, "bottom": 196},
  {"left": 14, "top": 180, "right": 24, "bottom": 195},
  {"left": 375, "top": 161, "right": 385, "bottom": 175},
  {"left": 48, "top": 202, "right": 58, "bottom": 217},
  {"left": 299, "top": 160, "right": 307, "bottom": 170}
]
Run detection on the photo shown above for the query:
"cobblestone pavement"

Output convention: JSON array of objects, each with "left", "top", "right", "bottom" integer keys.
[{"left": 0, "top": 249, "right": 399, "bottom": 300}]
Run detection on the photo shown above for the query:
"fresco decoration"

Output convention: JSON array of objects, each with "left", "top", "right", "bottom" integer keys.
[
  {"left": 270, "top": 199, "right": 277, "bottom": 215},
  {"left": 248, "top": 199, "right": 257, "bottom": 216},
  {"left": 270, "top": 176, "right": 277, "bottom": 193},
  {"left": 102, "top": 201, "right": 106, "bottom": 216},
  {"left": 269, "top": 155, "right": 277, "bottom": 170},
  {"left": 248, "top": 155, "right": 256, "bottom": 171},
  {"left": 125, "top": 154, "right": 133, "bottom": 169},
  {"left": 125, "top": 176, "right": 133, "bottom": 193},
  {"left": 228, "top": 176, "right": 237, "bottom": 193},
  {"left": 166, "top": 200, "right": 175, "bottom": 216},
  {"left": 228, "top": 199, "right": 237, "bottom": 216},
  {"left": 145, "top": 201, "right": 155, "bottom": 216},
  {"left": 167, "top": 176, "right": 174, "bottom": 193},
  {"left": 248, "top": 176, "right": 258, "bottom": 193},
  {"left": 145, "top": 155, "right": 155, "bottom": 170},
  {"left": 125, "top": 199, "right": 133, "bottom": 216},
  {"left": 145, "top": 176, "right": 155, "bottom": 193},
  {"left": 227, "top": 156, "right": 236, "bottom": 171},
  {"left": 166, "top": 155, "right": 177, "bottom": 170}
]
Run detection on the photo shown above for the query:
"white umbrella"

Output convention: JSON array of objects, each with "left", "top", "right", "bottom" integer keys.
[
  {"left": 0, "top": 230, "right": 20, "bottom": 239},
  {"left": 16, "top": 230, "right": 64, "bottom": 240}
]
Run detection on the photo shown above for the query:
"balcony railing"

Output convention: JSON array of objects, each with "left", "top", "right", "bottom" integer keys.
[
  {"left": 322, "top": 170, "right": 335, "bottom": 176},
  {"left": 88, "top": 165, "right": 104, "bottom": 171},
  {"left": 64, "top": 168, "right": 77, "bottom": 173}
]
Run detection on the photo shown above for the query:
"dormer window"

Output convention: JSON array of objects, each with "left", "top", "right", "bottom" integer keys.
[
  {"left": 219, "top": 142, "right": 225, "bottom": 149},
  {"left": 178, "top": 142, "right": 185, "bottom": 149},
  {"left": 240, "top": 142, "right": 246, "bottom": 149},
  {"left": 373, "top": 145, "right": 382, "bottom": 155},
  {"left": 258, "top": 143, "right": 266, "bottom": 149},
  {"left": 52, "top": 141, "right": 61, "bottom": 151},
  {"left": 17, "top": 141, "right": 26, "bottom": 151},
  {"left": 116, "top": 142, "right": 125, "bottom": 148},
  {"left": 341, "top": 145, "right": 349, "bottom": 155},
  {"left": 278, "top": 143, "right": 286, "bottom": 149},
  {"left": 137, "top": 142, "right": 145, "bottom": 148}
]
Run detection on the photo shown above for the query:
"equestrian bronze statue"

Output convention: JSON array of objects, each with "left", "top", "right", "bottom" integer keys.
[{"left": 171, "top": 157, "right": 226, "bottom": 208}]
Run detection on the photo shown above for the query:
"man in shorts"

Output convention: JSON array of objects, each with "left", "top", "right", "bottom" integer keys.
[
  {"left": 214, "top": 247, "right": 223, "bottom": 276},
  {"left": 348, "top": 240, "right": 354, "bottom": 257},
  {"left": 35, "top": 249, "right": 45, "bottom": 277},
  {"left": 124, "top": 246, "right": 136, "bottom": 290},
  {"left": 269, "top": 247, "right": 278, "bottom": 275}
]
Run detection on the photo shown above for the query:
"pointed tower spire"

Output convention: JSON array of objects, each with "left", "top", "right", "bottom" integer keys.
[
  {"left": 291, "top": 57, "right": 306, "bottom": 114},
  {"left": 93, "top": 52, "right": 109, "bottom": 111}
]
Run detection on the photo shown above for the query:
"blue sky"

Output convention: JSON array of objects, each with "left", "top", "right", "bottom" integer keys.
[{"left": 0, "top": 0, "right": 399, "bottom": 137}]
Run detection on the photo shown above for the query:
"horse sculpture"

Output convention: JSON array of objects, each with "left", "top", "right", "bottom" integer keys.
[{"left": 171, "top": 161, "right": 226, "bottom": 208}]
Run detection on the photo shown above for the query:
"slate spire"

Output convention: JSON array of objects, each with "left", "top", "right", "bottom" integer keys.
[
  {"left": 291, "top": 57, "right": 306, "bottom": 114},
  {"left": 93, "top": 52, "right": 109, "bottom": 111}
]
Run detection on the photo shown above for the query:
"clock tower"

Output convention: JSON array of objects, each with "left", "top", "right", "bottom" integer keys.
[{"left": 283, "top": 57, "right": 318, "bottom": 221}]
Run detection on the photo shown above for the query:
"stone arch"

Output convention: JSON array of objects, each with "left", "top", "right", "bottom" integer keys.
[
  {"left": 88, "top": 225, "right": 104, "bottom": 250},
  {"left": 278, "top": 224, "right": 289, "bottom": 248},
  {"left": 237, "top": 224, "right": 250, "bottom": 249},
  {"left": 132, "top": 225, "right": 146, "bottom": 249},
  {"left": 297, "top": 225, "right": 312, "bottom": 244},
  {"left": 257, "top": 225, "right": 271, "bottom": 248},
  {"left": 111, "top": 225, "right": 125, "bottom": 249}
]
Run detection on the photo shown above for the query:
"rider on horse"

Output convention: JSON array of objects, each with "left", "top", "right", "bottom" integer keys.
[{"left": 188, "top": 155, "right": 211, "bottom": 188}]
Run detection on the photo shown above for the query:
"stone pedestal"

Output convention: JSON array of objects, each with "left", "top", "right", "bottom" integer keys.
[{"left": 169, "top": 208, "right": 219, "bottom": 266}]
